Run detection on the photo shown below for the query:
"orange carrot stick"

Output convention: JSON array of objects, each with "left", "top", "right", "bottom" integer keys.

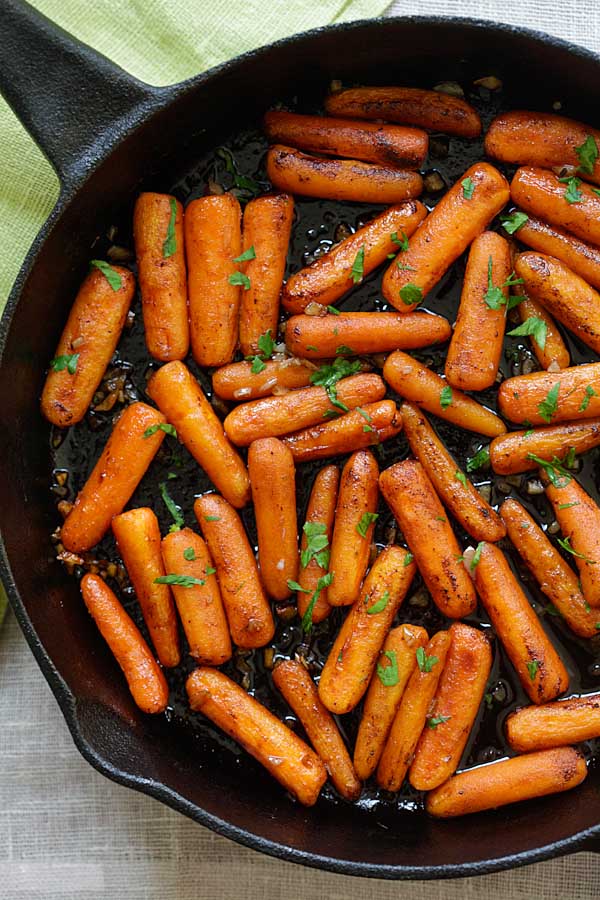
[
  {"left": 212, "top": 357, "right": 316, "bottom": 401},
  {"left": 296, "top": 465, "right": 339, "bottom": 624},
  {"left": 514, "top": 295, "right": 570, "bottom": 371},
  {"left": 490, "top": 420, "right": 600, "bottom": 475},
  {"left": 506, "top": 694, "right": 600, "bottom": 752},
  {"left": 510, "top": 212, "right": 600, "bottom": 291},
  {"left": 510, "top": 166, "right": 600, "bottom": 247},
  {"left": 498, "top": 363, "right": 600, "bottom": 426}
]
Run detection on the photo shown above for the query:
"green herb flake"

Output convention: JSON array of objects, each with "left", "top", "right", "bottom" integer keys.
[
  {"left": 440, "top": 385, "right": 453, "bottom": 410},
  {"left": 501, "top": 211, "right": 529, "bottom": 235},
  {"left": 558, "top": 501, "right": 580, "bottom": 510},
  {"left": 376, "top": 650, "right": 399, "bottom": 686},
  {"left": 557, "top": 536, "right": 596, "bottom": 564},
  {"left": 335, "top": 345, "right": 355, "bottom": 356},
  {"left": 396, "top": 262, "right": 416, "bottom": 272},
  {"left": 403, "top": 552, "right": 414, "bottom": 566},
  {"left": 90, "top": 259, "right": 123, "bottom": 291},
  {"left": 229, "top": 271, "right": 251, "bottom": 290},
  {"left": 301, "top": 572, "right": 334, "bottom": 633},
  {"left": 416, "top": 646, "right": 439, "bottom": 673},
  {"left": 399, "top": 283, "right": 423, "bottom": 306},
  {"left": 310, "top": 356, "right": 361, "bottom": 410},
  {"left": 455, "top": 470, "right": 468, "bottom": 489},
  {"left": 356, "top": 511, "right": 379, "bottom": 538},
  {"left": 507, "top": 317, "right": 548, "bottom": 351},
  {"left": 559, "top": 175, "right": 583, "bottom": 204},
  {"left": 159, "top": 481, "right": 184, "bottom": 533},
  {"left": 183, "top": 547, "right": 196, "bottom": 561},
  {"left": 484, "top": 692, "right": 493, "bottom": 709},
  {"left": 287, "top": 580, "right": 311, "bottom": 594},
  {"left": 205, "top": 566, "right": 216, "bottom": 576},
  {"left": 50, "top": 353, "right": 79, "bottom": 375},
  {"left": 367, "top": 590, "right": 390, "bottom": 615},
  {"left": 538, "top": 382, "right": 560, "bottom": 424},
  {"left": 356, "top": 406, "right": 374, "bottom": 433},
  {"left": 575, "top": 135, "right": 599, "bottom": 175},
  {"left": 327, "top": 305, "right": 341, "bottom": 315},
  {"left": 470, "top": 541, "right": 484, "bottom": 571},
  {"left": 391, "top": 230, "right": 409, "bottom": 251},
  {"left": 161, "top": 198, "right": 178, "bottom": 258},
  {"left": 427, "top": 714, "right": 451, "bottom": 729},
  {"left": 143, "top": 423, "right": 177, "bottom": 439},
  {"left": 233, "top": 245, "right": 256, "bottom": 263},
  {"left": 526, "top": 453, "right": 571, "bottom": 488},
  {"left": 247, "top": 329, "right": 275, "bottom": 374},
  {"left": 526, "top": 659, "right": 540, "bottom": 681},
  {"left": 484, "top": 257, "right": 524, "bottom": 310},
  {"left": 466, "top": 448, "right": 490, "bottom": 472},
  {"left": 350, "top": 246, "right": 365, "bottom": 284},
  {"left": 154, "top": 574, "right": 205, "bottom": 587},
  {"left": 204, "top": 515, "right": 220, "bottom": 522},
  {"left": 461, "top": 176, "right": 475, "bottom": 199},
  {"left": 301, "top": 521, "right": 330, "bottom": 570},
  {"left": 579, "top": 385, "right": 597, "bottom": 412},
  {"left": 306, "top": 344, "right": 319, "bottom": 352}
]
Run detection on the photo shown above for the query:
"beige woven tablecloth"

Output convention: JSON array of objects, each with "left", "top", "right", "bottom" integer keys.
[{"left": 2, "top": 1, "right": 600, "bottom": 897}]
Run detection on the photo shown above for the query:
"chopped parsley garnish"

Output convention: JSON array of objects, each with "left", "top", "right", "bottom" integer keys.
[
  {"left": 183, "top": 547, "right": 196, "bottom": 561},
  {"left": 507, "top": 317, "right": 548, "bottom": 351},
  {"left": 350, "top": 246, "right": 365, "bottom": 284},
  {"left": 301, "top": 521, "right": 330, "bottom": 570},
  {"left": 455, "top": 470, "right": 468, "bottom": 489},
  {"left": 537, "top": 382, "right": 560, "bottom": 423},
  {"left": 327, "top": 305, "right": 341, "bottom": 315},
  {"left": 579, "top": 385, "right": 597, "bottom": 412},
  {"left": 90, "top": 259, "right": 123, "bottom": 290},
  {"left": 367, "top": 591, "right": 390, "bottom": 615},
  {"left": 416, "top": 646, "right": 439, "bottom": 673},
  {"left": 399, "top": 283, "right": 423, "bottom": 306},
  {"left": 204, "top": 515, "right": 221, "bottom": 522},
  {"left": 50, "top": 353, "right": 79, "bottom": 375},
  {"left": 391, "top": 230, "right": 409, "bottom": 251},
  {"left": 403, "top": 552, "right": 414, "bottom": 566},
  {"left": 557, "top": 536, "right": 596, "bottom": 564},
  {"left": 356, "top": 407, "right": 373, "bottom": 433},
  {"left": 575, "top": 135, "right": 599, "bottom": 175},
  {"left": 376, "top": 650, "right": 399, "bottom": 686},
  {"left": 526, "top": 453, "right": 572, "bottom": 488},
  {"left": 143, "top": 423, "right": 177, "bottom": 439},
  {"left": 229, "top": 271, "right": 251, "bottom": 290},
  {"left": 466, "top": 448, "right": 490, "bottom": 472},
  {"left": 558, "top": 502, "right": 580, "bottom": 510},
  {"left": 501, "top": 211, "right": 528, "bottom": 234},
  {"left": 470, "top": 541, "right": 484, "bottom": 571},
  {"left": 300, "top": 572, "right": 334, "bottom": 634},
  {"left": 559, "top": 175, "right": 583, "bottom": 204},
  {"left": 440, "top": 385, "right": 453, "bottom": 409},
  {"left": 162, "top": 198, "right": 177, "bottom": 258},
  {"left": 427, "top": 715, "right": 451, "bottom": 729},
  {"left": 215, "top": 147, "right": 261, "bottom": 196},
  {"left": 233, "top": 246, "right": 256, "bottom": 263},
  {"left": 461, "top": 176, "right": 475, "bottom": 199},
  {"left": 526, "top": 659, "right": 540, "bottom": 681},
  {"left": 335, "top": 345, "right": 355, "bottom": 355},
  {"left": 356, "top": 511, "right": 379, "bottom": 538},
  {"left": 154, "top": 574, "right": 205, "bottom": 587},
  {"left": 159, "top": 481, "right": 184, "bottom": 532},
  {"left": 247, "top": 329, "right": 275, "bottom": 374},
  {"left": 484, "top": 257, "right": 524, "bottom": 310},
  {"left": 310, "top": 356, "right": 360, "bottom": 411}
]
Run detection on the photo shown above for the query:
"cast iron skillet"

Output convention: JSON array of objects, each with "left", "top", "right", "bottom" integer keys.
[{"left": 0, "top": 0, "right": 599, "bottom": 880}]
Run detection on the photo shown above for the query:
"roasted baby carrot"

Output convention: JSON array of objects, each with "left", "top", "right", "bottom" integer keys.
[
  {"left": 409, "top": 623, "right": 492, "bottom": 791},
  {"left": 147, "top": 361, "right": 250, "bottom": 508},
  {"left": 61, "top": 402, "right": 166, "bottom": 553},
  {"left": 273, "top": 659, "right": 361, "bottom": 801},
  {"left": 426, "top": 747, "right": 587, "bottom": 818},
  {"left": 266, "top": 145, "right": 423, "bottom": 204},
  {"left": 511, "top": 213, "right": 600, "bottom": 291},
  {"left": 377, "top": 630, "right": 451, "bottom": 791},
  {"left": 498, "top": 363, "right": 600, "bottom": 426},
  {"left": 473, "top": 542, "right": 569, "bottom": 703},
  {"left": 327, "top": 449, "right": 379, "bottom": 607},
  {"left": 212, "top": 357, "right": 316, "bottom": 401},
  {"left": 239, "top": 193, "right": 294, "bottom": 357},
  {"left": 401, "top": 403, "right": 505, "bottom": 542},
  {"left": 506, "top": 694, "right": 600, "bottom": 752},
  {"left": 318, "top": 546, "right": 417, "bottom": 714},
  {"left": 285, "top": 312, "right": 451, "bottom": 359},
  {"left": 383, "top": 352, "right": 506, "bottom": 437},
  {"left": 161, "top": 528, "right": 231, "bottom": 666},
  {"left": 353, "top": 624, "right": 428, "bottom": 781},
  {"left": 500, "top": 498, "right": 600, "bottom": 639},
  {"left": 510, "top": 167, "right": 600, "bottom": 247},
  {"left": 194, "top": 494, "right": 275, "bottom": 648},
  {"left": 223, "top": 372, "right": 385, "bottom": 446},
  {"left": 296, "top": 465, "right": 339, "bottom": 624},
  {"left": 379, "top": 460, "right": 477, "bottom": 618},
  {"left": 490, "top": 420, "right": 600, "bottom": 475},
  {"left": 133, "top": 192, "right": 189, "bottom": 361},
  {"left": 80, "top": 573, "right": 168, "bottom": 714},
  {"left": 264, "top": 110, "right": 428, "bottom": 168},
  {"left": 325, "top": 86, "right": 482, "bottom": 138},
  {"left": 112, "top": 508, "right": 180, "bottom": 668},
  {"left": 248, "top": 438, "right": 298, "bottom": 601},
  {"left": 186, "top": 668, "right": 326, "bottom": 806},
  {"left": 514, "top": 295, "right": 570, "bottom": 371},
  {"left": 185, "top": 193, "right": 242, "bottom": 367},
  {"left": 281, "top": 201, "right": 427, "bottom": 314},
  {"left": 444, "top": 231, "right": 511, "bottom": 391},
  {"left": 382, "top": 163, "right": 510, "bottom": 311}
]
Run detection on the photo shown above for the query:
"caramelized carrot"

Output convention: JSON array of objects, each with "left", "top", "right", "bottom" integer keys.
[
  {"left": 112, "top": 508, "right": 180, "bottom": 668},
  {"left": 354, "top": 624, "right": 428, "bottom": 781},
  {"left": 506, "top": 694, "right": 600, "bottom": 752},
  {"left": 186, "top": 668, "right": 326, "bottom": 806},
  {"left": 377, "top": 631, "right": 451, "bottom": 791},
  {"left": 512, "top": 213, "right": 600, "bottom": 291},
  {"left": 514, "top": 295, "right": 570, "bottom": 371},
  {"left": 444, "top": 231, "right": 511, "bottom": 391},
  {"left": 327, "top": 449, "right": 379, "bottom": 607},
  {"left": 296, "top": 465, "right": 339, "bottom": 624},
  {"left": 212, "top": 357, "right": 315, "bottom": 401},
  {"left": 401, "top": 402, "right": 505, "bottom": 542},
  {"left": 161, "top": 528, "right": 231, "bottom": 665},
  {"left": 382, "top": 163, "right": 509, "bottom": 311},
  {"left": 281, "top": 202, "right": 427, "bottom": 314},
  {"left": 80, "top": 573, "right": 168, "bottom": 714},
  {"left": 61, "top": 402, "right": 166, "bottom": 553},
  {"left": 133, "top": 193, "right": 189, "bottom": 362},
  {"left": 498, "top": 362, "right": 600, "bottom": 426},
  {"left": 510, "top": 167, "right": 600, "bottom": 247},
  {"left": 266, "top": 145, "right": 423, "bottom": 204},
  {"left": 490, "top": 420, "right": 600, "bottom": 474},
  {"left": 426, "top": 748, "right": 587, "bottom": 818},
  {"left": 409, "top": 623, "right": 492, "bottom": 790},
  {"left": 379, "top": 460, "right": 477, "bottom": 619},
  {"left": 194, "top": 494, "right": 274, "bottom": 648},
  {"left": 147, "top": 361, "right": 250, "bottom": 508},
  {"left": 239, "top": 193, "right": 294, "bottom": 357},
  {"left": 473, "top": 542, "right": 569, "bottom": 703},
  {"left": 318, "top": 546, "right": 417, "bottom": 714},
  {"left": 273, "top": 659, "right": 361, "bottom": 801},
  {"left": 185, "top": 193, "right": 242, "bottom": 367},
  {"left": 248, "top": 438, "right": 298, "bottom": 601},
  {"left": 383, "top": 352, "right": 506, "bottom": 437}
]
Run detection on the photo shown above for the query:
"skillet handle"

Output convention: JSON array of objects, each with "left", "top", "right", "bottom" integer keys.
[{"left": 0, "top": 0, "right": 162, "bottom": 188}]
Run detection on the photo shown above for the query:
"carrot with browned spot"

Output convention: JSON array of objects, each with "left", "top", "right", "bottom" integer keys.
[
  {"left": 506, "top": 693, "right": 600, "bottom": 752},
  {"left": 498, "top": 362, "right": 600, "bottom": 426},
  {"left": 296, "top": 465, "right": 339, "bottom": 624},
  {"left": 212, "top": 358, "right": 315, "bottom": 401},
  {"left": 509, "top": 212, "right": 600, "bottom": 291},
  {"left": 510, "top": 167, "right": 600, "bottom": 247},
  {"left": 514, "top": 295, "right": 570, "bottom": 371},
  {"left": 490, "top": 420, "right": 600, "bottom": 475}
]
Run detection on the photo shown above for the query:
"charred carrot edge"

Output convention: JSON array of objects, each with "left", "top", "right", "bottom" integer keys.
[
  {"left": 490, "top": 420, "right": 600, "bottom": 475},
  {"left": 147, "top": 361, "right": 250, "bottom": 508},
  {"left": 161, "top": 528, "right": 232, "bottom": 666},
  {"left": 273, "top": 659, "right": 362, "bottom": 801},
  {"left": 444, "top": 231, "right": 511, "bottom": 391},
  {"left": 184, "top": 193, "right": 242, "bottom": 367},
  {"left": 513, "top": 213, "right": 600, "bottom": 292},
  {"left": 510, "top": 167, "right": 600, "bottom": 248},
  {"left": 426, "top": 747, "right": 587, "bottom": 818},
  {"left": 383, "top": 351, "right": 506, "bottom": 438},
  {"left": 327, "top": 449, "right": 379, "bottom": 608},
  {"left": 401, "top": 402, "right": 505, "bottom": 542},
  {"left": 318, "top": 546, "right": 417, "bottom": 714},
  {"left": 281, "top": 201, "right": 427, "bottom": 314},
  {"left": 296, "top": 465, "right": 339, "bottom": 624},
  {"left": 285, "top": 312, "right": 452, "bottom": 359},
  {"left": 515, "top": 295, "right": 570, "bottom": 371},
  {"left": 60, "top": 402, "right": 166, "bottom": 553},
  {"left": 212, "top": 357, "right": 316, "bottom": 401},
  {"left": 382, "top": 163, "right": 509, "bottom": 311},
  {"left": 80, "top": 573, "right": 168, "bottom": 714},
  {"left": 112, "top": 508, "right": 180, "bottom": 668},
  {"left": 223, "top": 372, "right": 386, "bottom": 446},
  {"left": 506, "top": 693, "right": 600, "bottom": 752},
  {"left": 376, "top": 630, "right": 451, "bottom": 791},
  {"left": 282, "top": 399, "right": 402, "bottom": 462},
  {"left": 186, "top": 668, "right": 326, "bottom": 806},
  {"left": 353, "top": 624, "right": 428, "bottom": 781},
  {"left": 485, "top": 110, "right": 600, "bottom": 185},
  {"left": 264, "top": 110, "right": 429, "bottom": 168},
  {"left": 325, "top": 86, "right": 482, "bottom": 138},
  {"left": 133, "top": 193, "right": 189, "bottom": 362},
  {"left": 498, "top": 362, "right": 600, "bottom": 426},
  {"left": 500, "top": 498, "right": 600, "bottom": 639},
  {"left": 239, "top": 193, "right": 294, "bottom": 357},
  {"left": 409, "top": 623, "right": 492, "bottom": 791},
  {"left": 379, "top": 459, "right": 477, "bottom": 618},
  {"left": 194, "top": 494, "right": 275, "bottom": 649},
  {"left": 41, "top": 266, "right": 135, "bottom": 427},
  {"left": 473, "top": 542, "right": 569, "bottom": 703},
  {"left": 248, "top": 438, "right": 298, "bottom": 601},
  {"left": 266, "top": 145, "right": 423, "bottom": 204}
]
